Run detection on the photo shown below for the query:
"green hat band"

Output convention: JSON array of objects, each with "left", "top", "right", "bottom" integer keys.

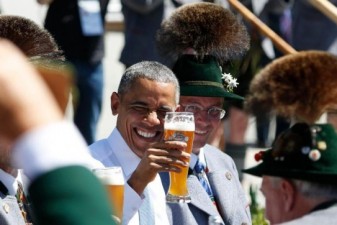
[
  {"left": 243, "top": 123, "right": 337, "bottom": 184},
  {"left": 173, "top": 55, "right": 243, "bottom": 100}
]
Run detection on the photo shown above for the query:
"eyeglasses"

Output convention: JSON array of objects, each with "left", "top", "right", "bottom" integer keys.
[{"left": 183, "top": 104, "right": 226, "bottom": 120}]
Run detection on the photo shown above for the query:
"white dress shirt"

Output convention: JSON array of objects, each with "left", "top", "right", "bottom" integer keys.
[
  {"left": 90, "top": 128, "right": 170, "bottom": 225},
  {"left": 189, "top": 148, "right": 206, "bottom": 170},
  {"left": 0, "top": 169, "right": 19, "bottom": 195},
  {"left": 189, "top": 148, "right": 212, "bottom": 190}
]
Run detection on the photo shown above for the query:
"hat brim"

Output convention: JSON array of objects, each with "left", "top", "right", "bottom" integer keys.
[
  {"left": 242, "top": 161, "right": 337, "bottom": 185},
  {"left": 243, "top": 124, "right": 337, "bottom": 185},
  {"left": 242, "top": 163, "right": 265, "bottom": 177},
  {"left": 181, "top": 85, "right": 244, "bottom": 100}
]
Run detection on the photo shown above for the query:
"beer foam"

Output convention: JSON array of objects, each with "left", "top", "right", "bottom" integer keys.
[
  {"left": 93, "top": 168, "right": 125, "bottom": 185},
  {"left": 99, "top": 174, "right": 124, "bottom": 185},
  {"left": 164, "top": 121, "right": 195, "bottom": 131}
]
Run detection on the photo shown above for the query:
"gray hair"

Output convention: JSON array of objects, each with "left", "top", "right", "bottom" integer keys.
[
  {"left": 271, "top": 176, "right": 337, "bottom": 199},
  {"left": 292, "top": 179, "right": 337, "bottom": 199},
  {"left": 118, "top": 61, "right": 180, "bottom": 104}
]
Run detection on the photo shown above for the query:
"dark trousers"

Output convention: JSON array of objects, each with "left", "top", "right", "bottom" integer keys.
[{"left": 72, "top": 59, "right": 103, "bottom": 145}]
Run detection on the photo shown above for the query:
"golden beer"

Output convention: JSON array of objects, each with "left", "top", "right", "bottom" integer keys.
[
  {"left": 105, "top": 184, "right": 124, "bottom": 221},
  {"left": 93, "top": 167, "right": 125, "bottom": 223},
  {"left": 164, "top": 112, "right": 195, "bottom": 203}
]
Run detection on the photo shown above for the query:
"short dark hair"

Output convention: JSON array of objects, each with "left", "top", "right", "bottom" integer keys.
[{"left": 118, "top": 61, "right": 180, "bottom": 104}]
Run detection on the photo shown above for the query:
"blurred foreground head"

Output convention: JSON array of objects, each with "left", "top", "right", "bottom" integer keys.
[
  {"left": 0, "top": 15, "right": 72, "bottom": 112},
  {"left": 0, "top": 39, "right": 63, "bottom": 141}
]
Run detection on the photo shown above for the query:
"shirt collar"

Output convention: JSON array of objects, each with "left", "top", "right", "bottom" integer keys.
[
  {"left": 0, "top": 169, "right": 22, "bottom": 195},
  {"left": 189, "top": 147, "right": 206, "bottom": 169},
  {"left": 107, "top": 128, "right": 141, "bottom": 179}
]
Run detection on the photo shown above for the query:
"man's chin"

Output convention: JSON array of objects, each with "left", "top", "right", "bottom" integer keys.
[
  {"left": 194, "top": 136, "right": 208, "bottom": 147},
  {"left": 193, "top": 141, "right": 207, "bottom": 150}
]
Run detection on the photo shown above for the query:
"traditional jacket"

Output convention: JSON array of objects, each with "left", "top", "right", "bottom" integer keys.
[{"left": 160, "top": 144, "right": 251, "bottom": 225}]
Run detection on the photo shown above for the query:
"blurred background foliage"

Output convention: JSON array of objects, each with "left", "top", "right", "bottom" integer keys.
[{"left": 249, "top": 185, "right": 269, "bottom": 225}]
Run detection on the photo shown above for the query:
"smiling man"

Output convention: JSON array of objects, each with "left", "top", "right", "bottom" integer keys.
[
  {"left": 159, "top": 55, "right": 251, "bottom": 225},
  {"left": 90, "top": 61, "right": 189, "bottom": 225}
]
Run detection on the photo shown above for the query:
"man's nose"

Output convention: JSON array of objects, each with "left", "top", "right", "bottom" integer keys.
[{"left": 145, "top": 111, "right": 161, "bottom": 125}]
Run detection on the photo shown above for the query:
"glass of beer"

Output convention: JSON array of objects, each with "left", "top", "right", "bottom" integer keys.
[
  {"left": 164, "top": 112, "right": 195, "bottom": 203},
  {"left": 93, "top": 167, "right": 125, "bottom": 223}
]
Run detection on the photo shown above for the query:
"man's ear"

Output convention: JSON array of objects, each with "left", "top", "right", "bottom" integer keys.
[
  {"left": 281, "top": 179, "right": 296, "bottom": 212},
  {"left": 111, "top": 92, "right": 120, "bottom": 115}
]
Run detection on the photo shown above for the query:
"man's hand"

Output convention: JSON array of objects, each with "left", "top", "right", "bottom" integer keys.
[
  {"left": 127, "top": 140, "right": 190, "bottom": 195},
  {"left": 0, "top": 40, "right": 63, "bottom": 142}
]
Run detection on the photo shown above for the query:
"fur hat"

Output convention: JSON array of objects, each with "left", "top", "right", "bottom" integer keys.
[
  {"left": 0, "top": 15, "right": 64, "bottom": 62},
  {"left": 243, "top": 123, "right": 337, "bottom": 185},
  {"left": 156, "top": 2, "right": 250, "bottom": 64},
  {"left": 244, "top": 50, "right": 337, "bottom": 123},
  {"left": 157, "top": 2, "right": 249, "bottom": 100}
]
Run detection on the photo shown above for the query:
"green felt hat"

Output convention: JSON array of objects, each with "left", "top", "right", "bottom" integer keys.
[
  {"left": 243, "top": 123, "right": 337, "bottom": 184},
  {"left": 173, "top": 55, "right": 243, "bottom": 100}
]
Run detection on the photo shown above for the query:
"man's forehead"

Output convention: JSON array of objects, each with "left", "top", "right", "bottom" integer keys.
[
  {"left": 122, "top": 80, "right": 176, "bottom": 105},
  {"left": 129, "top": 100, "right": 174, "bottom": 110},
  {"left": 131, "top": 77, "right": 175, "bottom": 89}
]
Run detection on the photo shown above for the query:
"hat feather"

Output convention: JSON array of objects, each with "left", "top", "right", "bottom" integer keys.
[
  {"left": 156, "top": 2, "right": 250, "bottom": 63},
  {"left": 244, "top": 51, "right": 337, "bottom": 124}
]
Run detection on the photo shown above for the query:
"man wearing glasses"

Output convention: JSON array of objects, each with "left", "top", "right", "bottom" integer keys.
[
  {"left": 160, "top": 55, "right": 251, "bottom": 225},
  {"left": 157, "top": 3, "right": 251, "bottom": 225}
]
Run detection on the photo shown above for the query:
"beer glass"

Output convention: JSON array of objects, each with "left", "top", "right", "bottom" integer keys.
[
  {"left": 164, "top": 112, "right": 195, "bottom": 203},
  {"left": 93, "top": 167, "right": 125, "bottom": 223}
]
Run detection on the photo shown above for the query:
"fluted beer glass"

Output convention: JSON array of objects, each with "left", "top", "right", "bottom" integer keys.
[
  {"left": 164, "top": 112, "right": 195, "bottom": 203},
  {"left": 93, "top": 167, "right": 125, "bottom": 223}
]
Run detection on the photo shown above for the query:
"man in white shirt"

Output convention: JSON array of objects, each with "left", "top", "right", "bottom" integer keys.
[
  {"left": 90, "top": 61, "right": 189, "bottom": 225},
  {"left": 0, "top": 142, "right": 32, "bottom": 224}
]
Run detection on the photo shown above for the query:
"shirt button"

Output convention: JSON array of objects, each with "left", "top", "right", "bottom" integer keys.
[
  {"left": 225, "top": 172, "right": 232, "bottom": 180},
  {"left": 3, "top": 203, "right": 9, "bottom": 213}
]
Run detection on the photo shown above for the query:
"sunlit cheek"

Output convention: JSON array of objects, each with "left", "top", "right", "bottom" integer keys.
[{"left": 211, "top": 120, "right": 221, "bottom": 129}]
